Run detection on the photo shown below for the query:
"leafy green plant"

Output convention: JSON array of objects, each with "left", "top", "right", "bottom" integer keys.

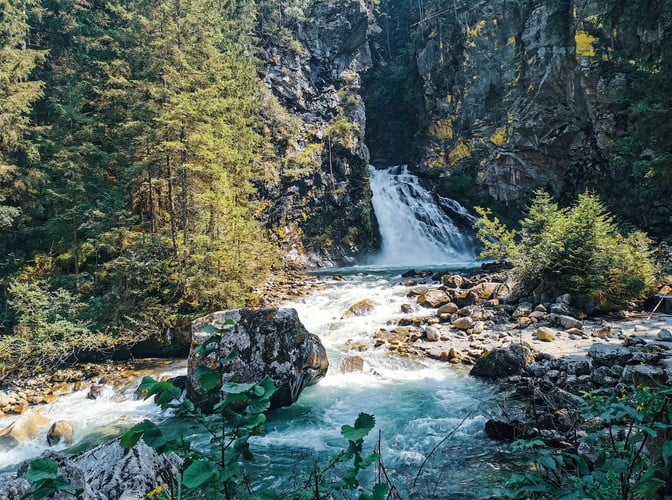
[
  {"left": 23, "top": 458, "right": 83, "bottom": 499},
  {"left": 475, "top": 190, "right": 656, "bottom": 310},
  {"left": 489, "top": 384, "right": 672, "bottom": 499}
]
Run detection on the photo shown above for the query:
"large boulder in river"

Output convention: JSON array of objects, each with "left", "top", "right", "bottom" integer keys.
[
  {"left": 188, "top": 308, "right": 328, "bottom": 410},
  {"left": 470, "top": 343, "right": 536, "bottom": 380},
  {"left": 0, "top": 410, "right": 50, "bottom": 445}
]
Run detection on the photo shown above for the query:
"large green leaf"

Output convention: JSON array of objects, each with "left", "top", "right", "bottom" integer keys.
[
  {"left": 182, "top": 459, "right": 217, "bottom": 489},
  {"left": 221, "top": 381, "right": 255, "bottom": 394},
  {"left": 194, "top": 366, "right": 221, "bottom": 392},
  {"left": 23, "top": 459, "right": 59, "bottom": 482},
  {"left": 341, "top": 413, "right": 375, "bottom": 442}
]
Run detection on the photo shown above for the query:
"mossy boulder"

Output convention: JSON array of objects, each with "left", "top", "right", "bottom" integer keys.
[{"left": 188, "top": 308, "right": 328, "bottom": 410}]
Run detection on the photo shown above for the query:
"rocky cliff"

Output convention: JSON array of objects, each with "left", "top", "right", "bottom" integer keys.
[
  {"left": 257, "top": 0, "right": 381, "bottom": 267},
  {"left": 365, "top": 0, "right": 672, "bottom": 233}
]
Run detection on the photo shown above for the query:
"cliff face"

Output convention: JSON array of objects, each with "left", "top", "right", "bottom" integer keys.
[
  {"left": 366, "top": 0, "right": 671, "bottom": 231},
  {"left": 257, "top": 0, "right": 381, "bottom": 268}
]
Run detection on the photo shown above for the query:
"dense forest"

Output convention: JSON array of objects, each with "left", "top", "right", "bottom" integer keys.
[{"left": 0, "top": 0, "right": 291, "bottom": 373}]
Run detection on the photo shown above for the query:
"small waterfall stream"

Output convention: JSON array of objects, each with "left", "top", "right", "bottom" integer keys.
[
  {"left": 369, "top": 165, "right": 477, "bottom": 266},
  {"left": 0, "top": 163, "right": 504, "bottom": 496}
]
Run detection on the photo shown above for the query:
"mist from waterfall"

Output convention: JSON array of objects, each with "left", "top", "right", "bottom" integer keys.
[{"left": 369, "top": 165, "right": 477, "bottom": 267}]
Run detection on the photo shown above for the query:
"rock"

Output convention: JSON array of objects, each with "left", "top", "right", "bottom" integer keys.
[
  {"left": 591, "top": 366, "right": 619, "bottom": 386},
  {"left": 87, "top": 385, "right": 103, "bottom": 400},
  {"left": 534, "top": 304, "right": 547, "bottom": 313},
  {"left": 529, "top": 311, "right": 547, "bottom": 321},
  {"left": 47, "top": 421, "right": 75, "bottom": 446},
  {"left": 516, "top": 317, "right": 533, "bottom": 329},
  {"left": 0, "top": 410, "right": 50, "bottom": 444},
  {"left": 588, "top": 343, "right": 632, "bottom": 368},
  {"left": 621, "top": 365, "right": 666, "bottom": 385},
  {"left": 472, "top": 321, "right": 486, "bottom": 334},
  {"left": 550, "top": 302, "right": 572, "bottom": 315},
  {"left": 436, "top": 302, "right": 458, "bottom": 316},
  {"left": 343, "top": 299, "right": 377, "bottom": 318},
  {"left": 484, "top": 419, "right": 525, "bottom": 441},
  {"left": 0, "top": 391, "right": 10, "bottom": 408},
  {"left": 657, "top": 328, "right": 672, "bottom": 342},
  {"left": 592, "top": 324, "right": 612, "bottom": 338},
  {"left": 189, "top": 308, "right": 328, "bottom": 410},
  {"left": 470, "top": 342, "right": 536, "bottom": 380},
  {"left": 417, "top": 289, "right": 451, "bottom": 308},
  {"left": 548, "top": 313, "right": 583, "bottom": 330},
  {"left": 452, "top": 317, "right": 474, "bottom": 331},
  {"left": 534, "top": 327, "right": 556, "bottom": 342},
  {"left": 400, "top": 304, "right": 414, "bottom": 313},
  {"left": 565, "top": 328, "right": 582, "bottom": 336},
  {"left": 471, "top": 282, "right": 501, "bottom": 300},
  {"left": 425, "top": 326, "right": 440, "bottom": 341},
  {"left": 441, "top": 275, "right": 464, "bottom": 288},
  {"left": 556, "top": 294, "right": 572, "bottom": 305},
  {"left": 512, "top": 303, "right": 532, "bottom": 318},
  {"left": 340, "top": 356, "right": 364, "bottom": 373},
  {"left": 634, "top": 325, "right": 647, "bottom": 332}
]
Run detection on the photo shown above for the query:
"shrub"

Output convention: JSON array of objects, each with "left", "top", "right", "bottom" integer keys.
[
  {"left": 487, "top": 384, "right": 672, "bottom": 499},
  {"left": 475, "top": 190, "right": 656, "bottom": 310}
]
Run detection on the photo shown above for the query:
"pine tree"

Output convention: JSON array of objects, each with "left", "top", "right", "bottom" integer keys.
[{"left": 0, "top": 0, "right": 45, "bottom": 230}]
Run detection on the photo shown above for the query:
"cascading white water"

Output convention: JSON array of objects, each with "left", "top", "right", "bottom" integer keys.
[{"left": 369, "top": 165, "right": 477, "bottom": 267}]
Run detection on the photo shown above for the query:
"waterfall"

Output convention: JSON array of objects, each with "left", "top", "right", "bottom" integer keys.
[{"left": 369, "top": 165, "right": 477, "bottom": 267}]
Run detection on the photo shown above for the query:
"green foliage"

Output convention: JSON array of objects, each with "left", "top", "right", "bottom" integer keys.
[
  {"left": 0, "top": 0, "right": 282, "bottom": 374},
  {"left": 23, "top": 458, "right": 83, "bottom": 499},
  {"left": 489, "top": 384, "right": 672, "bottom": 499},
  {"left": 0, "top": 279, "right": 123, "bottom": 376},
  {"left": 123, "top": 325, "right": 389, "bottom": 498},
  {"left": 475, "top": 190, "right": 656, "bottom": 310}
]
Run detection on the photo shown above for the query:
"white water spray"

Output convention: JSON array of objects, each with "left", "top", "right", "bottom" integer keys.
[{"left": 369, "top": 165, "right": 476, "bottom": 267}]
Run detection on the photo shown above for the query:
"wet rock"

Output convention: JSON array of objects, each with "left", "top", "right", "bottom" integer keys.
[
  {"left": 343, "top": 299, "right": 377, "bottom": 318},
  {"left": 47, "top": 421, "right": 75, "bottom": 446},
  {"left": 588, "top": 343, "right": 632, "bottom": 368},
  {"left": 417, "top": 289, "right": 451, "bottom": 308},
  {"left": 534, "top": 327, "right": 556, "bottom": 342},
  {"left": 470, "top": 342, "right": 536, "bottom": 380},
  {"left": 0, "top": 410, "right": 50, "bottom": 444},
  {"left": 189, "top": 308, "right": 328, "bottom": 410},
  {"left": 548, "top": 313, "right": 583, "bottom": 330},
  {"left": 400, "top": 304, "right": 414, "bottom": 313},
  {"left": 340, "top": 356, "right": 364, "bottom": 373},
  {"left": 87, "top": 385, "right": 103, "bottom": 400}
]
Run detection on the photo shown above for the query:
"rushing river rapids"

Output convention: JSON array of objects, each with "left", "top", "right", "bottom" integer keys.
[{"left": 1, "top": 166, "right": 512, "bottom": 496}]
